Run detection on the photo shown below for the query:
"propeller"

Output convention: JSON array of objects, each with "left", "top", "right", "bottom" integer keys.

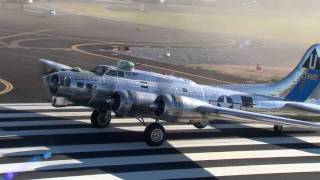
[{"left": 38, "top": 59, "right": 72, "bottom": 76}]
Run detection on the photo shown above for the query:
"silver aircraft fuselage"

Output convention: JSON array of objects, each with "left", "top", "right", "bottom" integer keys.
[{"left": 44, "top": 64, "right": 296, "bottom": 123}]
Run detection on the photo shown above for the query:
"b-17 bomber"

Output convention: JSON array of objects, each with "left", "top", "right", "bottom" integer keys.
[{"left": 40, "top": 44, "right": 320, "bottom": 146}]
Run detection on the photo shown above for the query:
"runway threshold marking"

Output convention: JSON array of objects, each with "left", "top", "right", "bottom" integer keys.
[
  {"left": 71, "top": 43, "right": 233, "bottom": 84},
  {"left": 36, "top": 163, "right": 320, "bottom": 180},
  {"left": 1, "top": 103, "right": 320, "bottom": 179},
  {"left": 0, "top": 78, "right": 13, "bottom": 96}
]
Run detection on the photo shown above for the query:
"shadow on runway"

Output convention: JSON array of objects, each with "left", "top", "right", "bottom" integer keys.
[
  {"left": 209, "top": 119, "right": 320, "bottom": 155},
  {"left": 1, "top": 106, "right": 320, "bottom": 179},
  {"left": 0, "top": 107, "right": 215, "bottom": 179}
]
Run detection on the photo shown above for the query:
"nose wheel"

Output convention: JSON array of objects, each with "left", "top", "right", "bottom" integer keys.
[
  {"left": 144, "top": 123, "right": 166, "bottom": 146},
  {"left": 91, "top": 109, "right": 111, "bottom": 128}
]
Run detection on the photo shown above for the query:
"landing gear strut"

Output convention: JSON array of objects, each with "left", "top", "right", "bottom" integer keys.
[
  {"left": 91, "top": 109, "right": 112, "bottom": 128},
  {"left": 274, "top": 125, "right": 283, "bottom": 133},
  {"left": 144, "top": 123, "right": 166, "bottom": 146}
]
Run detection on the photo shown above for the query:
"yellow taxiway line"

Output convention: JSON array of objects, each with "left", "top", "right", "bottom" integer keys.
[
  {"left": 71, "top": 43, "right": 233, "bottom": 84},
  {"left": 0, "top": 78, "right": 13, "bottom": 95}
]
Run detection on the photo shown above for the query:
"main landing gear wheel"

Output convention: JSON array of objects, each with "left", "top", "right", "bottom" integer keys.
[
  {"left": 144, "top": 123, "right": 166, "bottom": 146},
  {"left": 274, "top": 125, "right": 283, "bottom": 133},
  {"left": 91, "top": 109, "right": 111, "bottom": 128},
  {"left": 193, "top": 122, "right": 207, "bottom": 129}
]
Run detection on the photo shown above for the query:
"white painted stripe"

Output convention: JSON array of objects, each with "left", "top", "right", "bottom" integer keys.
[
  {"left": 0, "top": 119, "right": 91, "bottom": 127},
  {"left": 1, "top": 136, "right": 320, "bottom": 157},
  {"left": 0, "top": 120, "right": 310, "bottom": 129},
  {"left": 0, "top": 112, "right": 91, "bottom": 118},
  {"left": 1, "top": 148, "right": 320, "bottom": 174},
  {"left": 36, "top": 163, "right": 320, "bottom": 180},
  {"left": 0, "top": 103, "right": 53, "bottom": 106},
  {"left": 0, "top": 106, "right": 89, "bottom": 110},
  {"left": 0, "top": 118, "right": 163, "bottom": 127},
  {"left": 0, "top": 123, "right": 286, "bottom": 137},
  {"left": 0, "top": 125, "right": 197, "bottom": 137}
]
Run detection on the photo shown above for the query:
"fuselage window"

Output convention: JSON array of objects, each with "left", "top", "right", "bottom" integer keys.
[
  {"left": 125, "top": 72, "right": 132, "bottom": 78},
  {"left": 118, "top": 71, "right": 125, "bottom": 77},
  {"left": 64, "top": 77, "right": 71, "bottom": 87},
  {"left": 182, "top": 88, "right": 188, "bottom": 93},
  {"left": 106, "top": 70, "right": 117, "bottom": 77},
  {"left": 77, "top": 82, "right": 84, "bottom": 88},
  {"left": 86, "top": 83, "right": 93, "bottom": 90},
  {"left": 241, "top": 96, "right": 254, "bottom": 107}
]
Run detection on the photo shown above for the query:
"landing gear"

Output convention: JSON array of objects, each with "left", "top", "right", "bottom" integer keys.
[
  {"left": 193, "top": 121, "right": 208, "bottom": 129},
  {"left": 144, "top": 123, "right": 166, "bottom": 146},
  {"left": 91, "top": 109, "right": 111, "bottom": 128},
  {"left": 274, "top": 125, "right": 283, "bottom": 133}
]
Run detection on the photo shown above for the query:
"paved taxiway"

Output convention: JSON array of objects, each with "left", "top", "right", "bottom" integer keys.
[
  {"left": 0, "top": 6, "right": 319, "bottom": 180},
  {"left": 0, "top": 8, "right": 252, "bottom": 102},
  {"left": 0, "top": 78, "right": 13, "bottom": 96}
]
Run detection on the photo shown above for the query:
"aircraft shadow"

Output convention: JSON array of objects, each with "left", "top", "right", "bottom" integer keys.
[
  {"left": 208, "top": 118, "right": 320, "bottom": 155},
  {"left": 0, "top": 107, "right": 215, "bottom": 179}
]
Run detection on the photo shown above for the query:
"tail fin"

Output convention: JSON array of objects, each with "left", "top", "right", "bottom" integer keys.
[{"left": 275, "top": 44, "right": 320, "bottom": 102}]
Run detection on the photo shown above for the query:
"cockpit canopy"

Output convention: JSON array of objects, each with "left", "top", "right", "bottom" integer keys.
[
  {"left": 90, "top": 62, "right": 195, "bottom": 84},
  {"left": 91, "top": 65, "right": 126, "bottom": 77},
  {"left": 91, "top": 65, "right": 111, "bottom": 76},
  {"left": 91, "top": 60, "right": 135, "bottom": 76}
]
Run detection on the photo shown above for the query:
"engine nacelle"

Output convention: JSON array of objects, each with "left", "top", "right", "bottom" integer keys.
[
  {"left": 47, "top": 74, "right": 60, "bottom": 95},
  {"left": 153, "top": 95, "right": 210, "bottom": 123},
  {"left": 111, "top": 90, "right": 133, "bottom": 117},
  {"left": 111, "top": 91, "right": 158, "bottom": 117}
]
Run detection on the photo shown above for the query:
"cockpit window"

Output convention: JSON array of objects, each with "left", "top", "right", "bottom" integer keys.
[
  {"left": 92, "top": 66, "right": 108, "bottom": 76},
  {"left": 77, "top": 82, "right": 84, "bottom": 88},
  {"left": 105, "top": 70, "right": 117, "bottom": 76}
]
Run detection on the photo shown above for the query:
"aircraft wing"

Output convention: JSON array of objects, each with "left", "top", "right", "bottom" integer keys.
[
  {"left": 284, "top": 101, "right": 320, "bottom": 113},
  {"left": 197, "top": 103, "right": 320, "bottom": 130}
]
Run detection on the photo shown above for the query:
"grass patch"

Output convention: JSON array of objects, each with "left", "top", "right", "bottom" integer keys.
[
  {"left": 52, "top": 1, "right": 320, "bottom": 44},
  {"left": 185, "top": 64, "right": 291, "bottom": 83}
]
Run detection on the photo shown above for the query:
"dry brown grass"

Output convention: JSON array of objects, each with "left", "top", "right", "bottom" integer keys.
[
  {"left": 188, "top": 64, "right": 294, "bottom": 83},
  {"left": 46, "top": 1, "right": 320, "bottom": 45}
]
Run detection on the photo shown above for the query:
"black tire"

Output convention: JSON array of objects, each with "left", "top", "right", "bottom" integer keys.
[
  {"left": 115, "top": 113, "right": 125, "bottom": 118},
  {"left": 193, "top": 122, "right": 207, "bottom": 129},
  {"left": 274, "top": 125, "right": 283, "bottom": 133},
  {"left": 91, "top": 109, "right": 111, "bottom": 128},
  {"left": 144, "top": 123, "right": 166, "bottom": 146}
]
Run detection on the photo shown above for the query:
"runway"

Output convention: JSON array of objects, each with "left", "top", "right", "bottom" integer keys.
[
  {"left": 0, "top": 5, "right": 319, "bottom": 179},
  {"left": 0, "top": 103, "right": 320, "bottom": 180}
]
